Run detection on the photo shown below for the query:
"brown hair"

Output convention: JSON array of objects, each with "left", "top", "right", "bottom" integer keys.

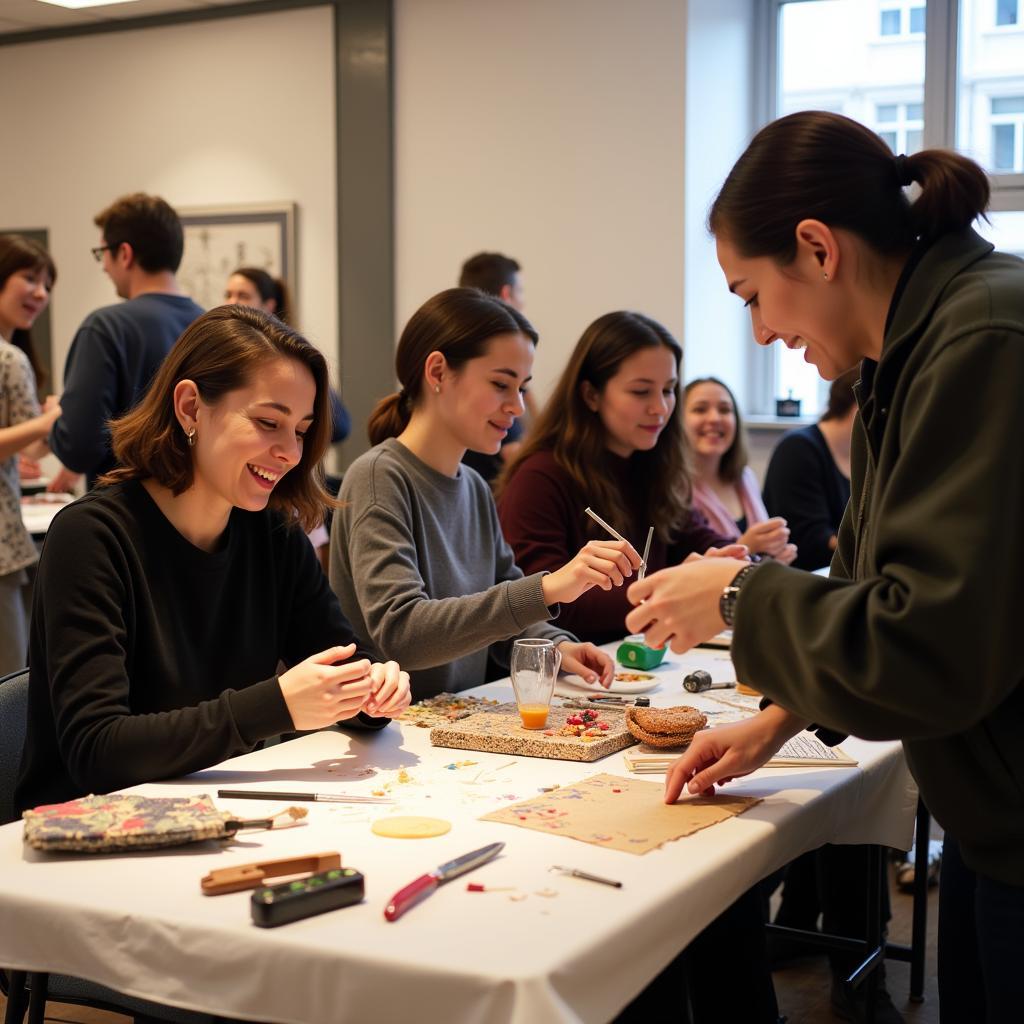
[
  {"left": 458, "top": 252, "right": 521, "bottom": 295},
  {"left": 709, "top": 111, "right": 990, "bottom": 261},
  {"left": 683, "top": 377, "right": 749, "bottom": 486},
  {"left": 94, "top": 193, "right": 184, "bottom": 274},
  {"left": 231, "top": 266, "right": 293, "bottom": 325},
  {"left": 821, "top": 366, "right": 859, "bottom": 422},
  {"left": 498, "top": 311, "right": 692, "bottom": 544},
  {"left": 0, "top": 233, "right": 56, "bottom": 390},
  {"left": 368, "top": 287, "right": 538, "bottom": 446},
  {"left": 102, "top": 306, "right": 334, "bottom": 531}
]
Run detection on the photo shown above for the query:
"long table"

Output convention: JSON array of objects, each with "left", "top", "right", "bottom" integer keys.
[{"left": 0, "top": 646, "right": 916, "bottom": 1024}]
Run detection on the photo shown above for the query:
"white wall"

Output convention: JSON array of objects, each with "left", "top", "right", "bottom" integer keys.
[
  {"left": 394, "top": 0, "right": 688, "bottom": 403},
  {"left": 683, "top": 0, "right": 757, "bottom": 396},
  {"left": 0, "top": 7, "right": 337, "bottom": 389}
]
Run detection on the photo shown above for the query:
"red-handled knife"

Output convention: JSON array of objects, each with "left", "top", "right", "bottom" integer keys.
[{"left": 384, "top": 841, "right": 505, "bottom": 922}]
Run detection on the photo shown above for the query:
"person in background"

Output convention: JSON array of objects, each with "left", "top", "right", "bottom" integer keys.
[
  {"left": 0, "top": 235, "right": 61, "bottom": 675},
  {"left": 224, "top": 266, "right": 351, "bottom": 444},
  {"left": 49, "top": 193, "right": 204, "bottom": 490},
  {"left": 458, "top": 251, "right": 533, "bottom": 482},
  {"left": 683, "top": 377, "right": 797, "bottom": 564},
  {"left": 16, "top": 305, "right": 409, "bottom": 815},
  {"left": 330, "top": 288, "right": 632, "bottom": 700},
  {"left": 626, "top": 111, "right": 1023, "bottom": 1023},
  {"left": 498, "top": 311, "right": 744, "bottom": 646},
  {"left": 763, "top": 367, "right": 857, "bottom": 571},
  {"left": 497, "top": 310, "right": 778, "bottom": 1022}
]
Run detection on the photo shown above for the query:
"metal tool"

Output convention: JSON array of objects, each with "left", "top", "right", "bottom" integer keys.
[
  {"left": 384, "top": 842, "right": 505, "bottom": 921},
  {"left": 561, "top": 697, "right": 650, "bottom": 710},
  {"left": 638, "top": 526, "right": 654, "bottom": 582},
  {"left": 682, "top": 670, "right": 736, "bottom": 693},
  {"left": 217, "top": 789, "right": 393, "bottom": 804},
  {"left": 550, "top": 865, "right": 623, "bottom": 888}
]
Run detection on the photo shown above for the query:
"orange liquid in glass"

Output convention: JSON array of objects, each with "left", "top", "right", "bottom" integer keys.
[{"left": 518, "top": 704, "right": 550, "bottom": 730}]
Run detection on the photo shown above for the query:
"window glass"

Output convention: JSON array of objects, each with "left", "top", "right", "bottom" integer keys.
[
  {"left": 778, "top": 0, "right": 926, "bottom": 415},
  {"left": 996, "top": 0, "right": 1018, "bottom": 28},
  {"left": 957, "top": 2, "right": 1024, "bottom": 174},
  {"left": 881, "top": 8, "right": 902, "bottom": 35},
  {"left": 976, "top": 210, "right": 1024, "bottom": 257}
]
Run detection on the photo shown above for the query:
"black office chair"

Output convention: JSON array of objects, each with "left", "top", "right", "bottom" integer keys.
[{"left": 0, "top": 668, "right": 214, "bottom": 1024}]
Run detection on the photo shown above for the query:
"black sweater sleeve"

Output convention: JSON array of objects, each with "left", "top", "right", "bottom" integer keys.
[
  {"left": 763, "top": 431, "right": 844, "bottom": 572},
  {"left": 26, "top": 511, "right": 296, "bottom": 799},
  {"left": 278, "top": 520, "right": 389, "bottom": 732}
]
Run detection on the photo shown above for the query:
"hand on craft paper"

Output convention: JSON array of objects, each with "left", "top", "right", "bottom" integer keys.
[
  {"left": 363, "top": 660, "right": 411, "bottom": 718},
  {"left": 279, "top": 644, "right": 375, "bottom": 729},
  {"left": 625, "top": 558, "right": 747, "bottom": 653},
  {"left": 557, "top": 641, "right": 614, "bottom": 688},
  {"left": 664, "top": 706, "right": 807, "bottom": 802}
]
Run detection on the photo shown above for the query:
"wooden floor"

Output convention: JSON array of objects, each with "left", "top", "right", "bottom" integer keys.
[
  {"left": 1, "top": 874, "right": 939, "bottom": 1024},
  {"left": 772, "top": 874, "right": 940, "bottom": 1024}
]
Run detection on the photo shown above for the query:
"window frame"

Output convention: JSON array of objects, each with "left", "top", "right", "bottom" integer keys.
[{"left": 746, "top": 0, "right": 1024, "bottom": 417}]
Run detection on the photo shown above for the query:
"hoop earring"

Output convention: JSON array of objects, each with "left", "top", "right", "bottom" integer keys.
[{"left": 187, "top": 427, "right": 196, "bottom": 447}]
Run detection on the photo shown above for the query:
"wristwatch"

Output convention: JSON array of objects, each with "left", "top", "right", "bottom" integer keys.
[{"left": 719, "top": 564, "right": 759, "bottom": 628}]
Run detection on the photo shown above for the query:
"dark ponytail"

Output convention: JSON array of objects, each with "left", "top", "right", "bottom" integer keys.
[
  {"left": 367, "top": 287, "right": 538, "bottom": 446},
  {"left": 709, "top": 111, "right": 990, "bottom": 261}
]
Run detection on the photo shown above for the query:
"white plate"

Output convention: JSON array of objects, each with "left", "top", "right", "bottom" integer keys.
[{"left": 556, "top": 672, "right": 661, "bottom": 696}]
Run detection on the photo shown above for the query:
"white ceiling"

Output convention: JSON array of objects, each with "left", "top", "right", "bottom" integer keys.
[{"left": 0, "top": 0, "right": 287, "bottom": 37}]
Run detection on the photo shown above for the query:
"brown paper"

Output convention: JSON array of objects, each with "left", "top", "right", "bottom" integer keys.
[{"left": 479, "top": 773, "right": 761, "bottom": 855}]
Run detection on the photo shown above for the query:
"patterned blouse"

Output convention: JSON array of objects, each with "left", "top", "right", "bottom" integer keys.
[{"left": 0, "top": 340, "right": 41, "bottom": 576}]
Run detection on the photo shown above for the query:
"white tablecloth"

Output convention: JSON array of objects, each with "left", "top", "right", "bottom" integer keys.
[{"left": 0, "top": 647, "right": 917, "bottom": 1024}]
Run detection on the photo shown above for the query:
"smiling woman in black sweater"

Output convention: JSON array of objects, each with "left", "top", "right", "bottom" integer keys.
[{"left": 15, "top": 306, "right": 410, "bottom": 814}]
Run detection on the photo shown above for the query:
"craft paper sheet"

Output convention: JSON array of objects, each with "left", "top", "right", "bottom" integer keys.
[{"left": 480, "top": 773, "right": 760, "bottom": 854}]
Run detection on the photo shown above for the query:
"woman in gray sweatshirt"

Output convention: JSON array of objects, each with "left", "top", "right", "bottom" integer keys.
[{"left": 329, "top": 288, "right": 642, "bottom": 699}]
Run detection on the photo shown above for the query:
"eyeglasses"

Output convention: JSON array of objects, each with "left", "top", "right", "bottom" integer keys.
[{"left": 90, "top": 244, "right": 116, "bottom": 263}]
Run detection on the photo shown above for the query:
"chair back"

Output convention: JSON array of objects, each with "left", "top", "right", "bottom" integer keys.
[{"left": 0, "top": 669, "right": 29, "bottom": 825}]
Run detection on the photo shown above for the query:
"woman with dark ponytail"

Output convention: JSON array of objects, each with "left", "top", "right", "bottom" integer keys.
[
  {"left": 330, "top": 288, "right": 642, "bottom": 699},
  {"left": 224, "top": 267, "right": 350, "bottom": 443},
  {"left": 626, "top": 111, "right": 1024, "bottom": 1020}
]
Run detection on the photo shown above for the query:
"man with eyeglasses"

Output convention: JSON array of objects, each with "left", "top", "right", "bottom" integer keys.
[{"left": 48, "top": 193, "right": 203, "bottom": 490}]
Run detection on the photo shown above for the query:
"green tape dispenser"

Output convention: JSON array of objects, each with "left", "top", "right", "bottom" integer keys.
[{"left": 616, "top": 634, "right": 666, "bottom": 671}]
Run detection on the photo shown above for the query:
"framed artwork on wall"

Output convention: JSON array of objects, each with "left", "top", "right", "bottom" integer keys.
[{"left": 177, "top": 202, "right": 297, "bottom": 310}]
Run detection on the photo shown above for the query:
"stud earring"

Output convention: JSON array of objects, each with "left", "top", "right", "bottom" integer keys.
[
  {"left": 434, "top": 385, "right": 440, "bottom": 394},
  {"left": 823, "top": 272, "right": 830, "bottom": 281}
]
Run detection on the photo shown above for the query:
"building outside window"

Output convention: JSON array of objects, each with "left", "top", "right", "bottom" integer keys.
[{"left": 754, "top": 0, "right": 1024, "bottom": 418}]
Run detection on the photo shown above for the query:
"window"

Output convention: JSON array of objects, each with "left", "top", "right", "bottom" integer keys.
[
  {"left": 991, "top": 96, "right": 1024, "bottom": 170},
  {"left": 876, "top": 101, "right": 925, "bottom": 153},
  {"left": 996, "top": 0, "right": 1019, "bottom": 27},
  {"left": 880, "top": 1, "right": 926, "bottom": 36},
  {"left": 775, "top": 0, "right": 927, "bottom": 415},
  {"left": 755, "top": 0, "right": 1024, "bottom": 420}
]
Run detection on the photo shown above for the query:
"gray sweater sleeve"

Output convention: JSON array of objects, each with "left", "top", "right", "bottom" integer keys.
[
  {"left": 340, "top": 479, "right": 571, "bottom": 671},
  {"left": 487, "top": 505, "right": 575, "bottom": 670}
]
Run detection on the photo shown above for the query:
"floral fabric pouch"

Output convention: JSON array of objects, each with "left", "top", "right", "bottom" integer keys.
[{"left": 23, "top": 794, "right": 234, "bottom": 852}]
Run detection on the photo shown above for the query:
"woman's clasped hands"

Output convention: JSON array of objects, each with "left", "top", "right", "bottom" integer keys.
[{"left": 279, "top": 643, "right": 411, "bottom": 729}]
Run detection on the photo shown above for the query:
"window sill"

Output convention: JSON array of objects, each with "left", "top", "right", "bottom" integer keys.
[{"left": 746, "top": 415, "right": 819, "bottom": 431}]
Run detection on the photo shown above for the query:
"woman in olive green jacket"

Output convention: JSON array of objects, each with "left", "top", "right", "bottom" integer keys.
[{"left": 626, "top": 112, "right": 1024, "bottom": 1022}]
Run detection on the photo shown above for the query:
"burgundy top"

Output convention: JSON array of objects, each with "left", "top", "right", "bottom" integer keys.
[{"left": 498, "top": 449, "right": 731, "bottom": 645}]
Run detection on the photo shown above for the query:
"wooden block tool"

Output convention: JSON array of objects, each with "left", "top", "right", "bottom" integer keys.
[{"left": 201, "top": 852, "right": 341, "bottom": 895}]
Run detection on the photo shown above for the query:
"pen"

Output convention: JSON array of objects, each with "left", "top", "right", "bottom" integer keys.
[
  {"left": 217, "top": 789, "right": 393, "bottom": 804},
  {"left": 550, "top": 865, "right": 623, "bottom": 888},
  {"left": 584, "top": 507, "right": 646, "bottom": 571}
]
